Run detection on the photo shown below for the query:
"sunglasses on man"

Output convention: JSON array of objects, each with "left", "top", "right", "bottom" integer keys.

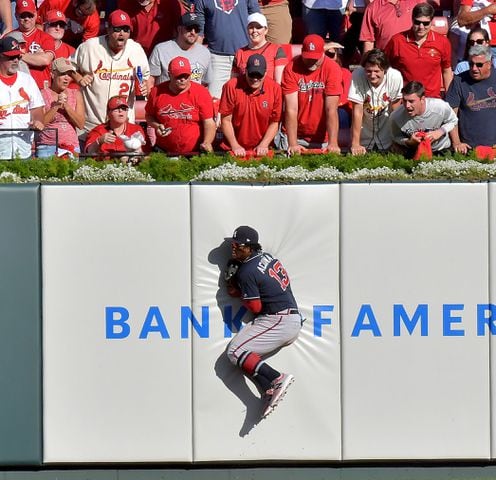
[
  {"left": 112, "top": 26, "right": 131, "bottom": 33},
  {"left": 413, "top": 19, "right": 431, "bottom": 26},
  {"left": 469, "top": 60, "right": 489, "bottom": 68},
  {"left": 468, "top": 38, "right": 486, "bottom": 46},
  {"left": 48, "top": 21, "right": 67, "bottom": 28}
]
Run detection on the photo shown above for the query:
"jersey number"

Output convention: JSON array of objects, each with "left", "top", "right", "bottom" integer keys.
[
  {"left": 268, "top": 261, "right": 290, "bottom": 291},
  {"left": 118, "top": 83, "right": 130, "bottom": 97}
]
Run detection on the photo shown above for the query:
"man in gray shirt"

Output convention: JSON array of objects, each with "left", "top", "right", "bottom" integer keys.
[
  {"left": 390, "top": 81, "right": 458, "bottom": 157},
  {"left": 149, "top": 12, "right": 211, "bottom": 86}
]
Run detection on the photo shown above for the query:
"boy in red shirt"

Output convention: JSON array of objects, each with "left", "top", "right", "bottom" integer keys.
[
  {"left": 220, "top": 53, "right": 282, "bottom": 156},
  {"left": 280, "top": 34, "right": 343, "bottom": 155}
]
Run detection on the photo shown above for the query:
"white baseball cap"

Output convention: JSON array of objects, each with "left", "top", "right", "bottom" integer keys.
[{"left": 247, "top": 12, "right": 268, "bottom": 28}]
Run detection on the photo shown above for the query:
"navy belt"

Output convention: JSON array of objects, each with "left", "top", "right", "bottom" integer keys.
[{"left": 274, "top": 308, "right": 299, "bottom": 315}]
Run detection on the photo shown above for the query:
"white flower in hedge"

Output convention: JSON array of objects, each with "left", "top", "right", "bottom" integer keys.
[
  {"left": 347, "top": 166, "right": 409, "bottom": 181},
  {"left": 307, "top": 166, "right": 344, "bottom": 181},
  {"left": 413, "top": 160, "right": 496, "bottom": 179},
  {"left": 0, "top": 171, "right": 22, "bottom": 183},
  {"left": 72, "top": 164, "right": 155, "bottom": 183}
]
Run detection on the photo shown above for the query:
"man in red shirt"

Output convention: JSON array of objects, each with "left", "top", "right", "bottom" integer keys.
[
  {"left": 13, "top": 0, "right": 56, "bottom": 89},
  {"left": 43, "top": 10, "right": 75, "bottom": 59},
  {"left": 118, "top": 0, "right": 183, "bottom": 56},
  {"left": 280, "top": 33, "right": 343, "bottom": 155},
  {"left": 220, "top": 53, "right": 282, "bottom": 156},
  {"left": 145, "top": 56, "right": 216, "bottom": 155},
  {"left": 385, "top": 2, "right": 453, "bottom": 98},
  {"left": 37, "top": 0, "right": 100, "bottom": 47},
  {"left": 359, "top": 0, "right": 425, "bottom": 52}
]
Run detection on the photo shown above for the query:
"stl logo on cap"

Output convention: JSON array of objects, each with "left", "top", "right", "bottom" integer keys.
[
  {"left": 120, "top": 13, "right": 126, "bottom": 20},
  {"left": 21, "top": 1, "right": 28, "bottom": 6},
  {"left": 254, "top": 58, "right": 260, "bottom": 66},
  {"left": 56, "top": 11, "right": 63, "bottom": 17},
  {"left": 179, "top": 60, "right": 185, "bottom": 67},
  {"left": 308, "top": 42, "right": 316, "bottom": 51}
]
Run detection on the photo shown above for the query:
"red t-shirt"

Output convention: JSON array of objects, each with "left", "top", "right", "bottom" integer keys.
[
  {"left": 219, "top": 76, "right": 282, "bottom": 150},
  {"left": 145, "top": 81, "right": 214, "bottom": 154},
  {"left": 54, "top": 41, "right": 75, "bottom": 59},
  {"left": 118, "top": 0, "right": 183, "bottom": 56},
  {"left": 85, "top": 122, "right": 146, "bottom": 153},
  {"left": 385, "top": 30, "right": 451, "bottom": 98},
  {"left": 359, "top": 0, "right": 423, "bottom": 50},
  {"left": 38, "top": 0, "right": 100, "bottom": 46},
  {"left": 460, "top": 0, "right": 496, "bottom": 45},
  {"left": 281, "top": 56, "right": 343, "bottom": 143},
  {"left": 232, "top": 43, "right": 287, "bottom": 82},
  {"left": 16, "top": 28, "right": 56, "bottom": 89}
]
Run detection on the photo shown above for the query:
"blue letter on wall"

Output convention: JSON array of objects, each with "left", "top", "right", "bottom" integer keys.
[
  {"left": 181, "top": 306, "right": 209, "bottom": 338},
  {"left": 477, "top": 304, "right": 496, "bottom": 336},
  {"left": 351, "top": 304, "right": 382, "bottom": 337},
  {"left": 139, "top": 306, "right": 170, "bottom": 339},
  {"left": 393, "top": 304, "right": 428, "bottom": 336},
  {"left": 106, "top": 306, "right": 130, "bottom": 339},
  {"left": 223, "top": 305, "right": 248, "bottom": 337},
  {"left": 313, "top": 305, "right": 334, "bottom": 337},
  {"left": 443, "top": 304, "right": 465, "bottom": 336}
]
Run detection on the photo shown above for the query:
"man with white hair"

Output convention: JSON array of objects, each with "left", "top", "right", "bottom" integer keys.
[{"left": 446, "top": 44, "right": 496, "bottom": 153}]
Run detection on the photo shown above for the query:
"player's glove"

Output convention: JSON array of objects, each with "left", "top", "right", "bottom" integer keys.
[
  {"left": 224, "top": 259, "right": 242, "bottom": 297},
  {"left": 224, "top": 259, "right": 241, "bottom": 282}
]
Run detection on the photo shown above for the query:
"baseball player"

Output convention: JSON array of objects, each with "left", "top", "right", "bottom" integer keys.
[{"left": 224, "top": 226, "right": 302, "bottom": 418}]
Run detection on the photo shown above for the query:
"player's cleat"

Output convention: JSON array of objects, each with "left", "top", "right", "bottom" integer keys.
[
  {"left": 262, "top": 373, "right": 294, "bottom": 418},
  {"left": 260, "top": 391, "right": 273, "bottom": 419}
]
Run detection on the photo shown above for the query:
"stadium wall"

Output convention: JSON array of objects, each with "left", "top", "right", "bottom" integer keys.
[{"left": 0, "top": 183, "right": 494, "bottom": 466}]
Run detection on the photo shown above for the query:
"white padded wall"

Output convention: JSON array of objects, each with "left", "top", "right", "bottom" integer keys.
[
  {"left": 341, "top": 183, "right": 490, "bottom": 460},
  {"left": 42, "top": 185, "right": 193, "bottom": 463},
  {"left": 190, "top": 184, "right": 341, "bottom": 461}
]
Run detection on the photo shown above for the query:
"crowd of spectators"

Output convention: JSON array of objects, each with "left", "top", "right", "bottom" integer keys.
[{"left": 0, "top": 0, "right": 495, "bottom": 160}]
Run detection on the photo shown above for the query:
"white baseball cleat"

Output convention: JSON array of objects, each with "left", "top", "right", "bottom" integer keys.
[{"left": 261, "top": 373, "right": 294, "bottom": 418}]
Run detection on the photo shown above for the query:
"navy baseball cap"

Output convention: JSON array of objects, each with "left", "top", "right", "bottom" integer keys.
[
  {"left": 246, "top": 54, "right": 266, "bottom": 76},
  {"left": 231, "top": 226, "right": 259, "bottom": 245}
]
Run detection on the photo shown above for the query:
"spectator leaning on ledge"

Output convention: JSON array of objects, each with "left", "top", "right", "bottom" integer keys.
[
  {"left": 390, "top": 81, "right": 458, "bottom": 158},
  {"left": 220, "top": 53, "right": 282, "bottom": 156},
  {"left": 0, "top": 36, "right": 44, "bottom": 160},
  {"left": 446, "top": 44, "right": 496, "bottom": 154},
  {"left": 279, "top": 34, "right": 343, "bottom": 155},
  {"left": 145, "top": 56, "right": 216, "bottom": 155}
]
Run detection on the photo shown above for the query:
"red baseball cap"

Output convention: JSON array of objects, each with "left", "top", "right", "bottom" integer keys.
[
  {"left": 168, "top": 56, "right": 191, "bottom": 77},
  {"left": 107, "top": 96, "right": 129, "bottom": 110},
  {"left": 108, "top": 10, "right": 132, "bottom": 28},
  {"left": 301, "top": 34, "right": 325, "bottom": 60},
  {"left": 16, "top": 0, "right": 36, "bottom": 14},
  {"left": 45, "top": 9, "right": 67, "bottom": 24}
]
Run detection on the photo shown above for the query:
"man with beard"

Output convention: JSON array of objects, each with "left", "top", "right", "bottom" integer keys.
[
  {"left": 71, "top": 9, "right": 150, "bottom": 134},
  {"left": 148, "top": 13, "right": 211, "bottom": 86},
  {"left": 446, "top": 44, "right": 496, "bottom": 153},
  {"left": 0, "top": 35, "right": 44, "bottom": 159}
]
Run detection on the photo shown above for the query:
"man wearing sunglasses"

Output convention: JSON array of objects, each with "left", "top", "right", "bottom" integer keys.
[
  {"left": 11, "top": 0, "right": 56, "bottom": 89},
  {"left": 43, "top": 10, "right": 75, "bottom": 60},
  {"left": 0, "top": 35, "right": 44, "bottom": 159},
  {"left": 219, "top": 53, "right": 282, "bottom": 156},
  {"left": 149, "top": 13, "right": 211, "bottom": 86},
  {"left": 71, "top": 9, "right": 150, "bottom": 135},
  {"left": 446, "top": 44, "right": 496, "bottom": 154},
  {"left": 385, "top": 2, "right": 453, "bottom": 99}
]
